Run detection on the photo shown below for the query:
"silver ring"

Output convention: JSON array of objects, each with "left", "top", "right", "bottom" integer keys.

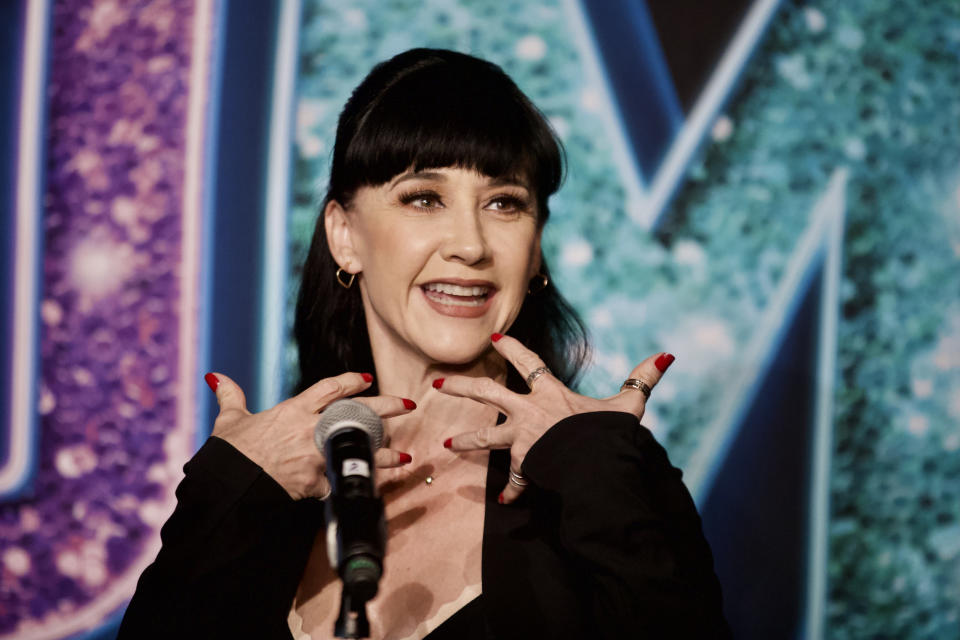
[
  {"left": 620, "top": 378, "right": 652, "bottom": 399},
  {"left": 525, "top": 366, "right": 550, "bottom": 389},
  {"left": 508, "top": 468, "right": 529, "bottom": 488}
]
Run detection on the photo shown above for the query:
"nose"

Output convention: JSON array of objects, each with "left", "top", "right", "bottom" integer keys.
[{"left": 439, "top": 209, "right": 490, "bottom": 265}]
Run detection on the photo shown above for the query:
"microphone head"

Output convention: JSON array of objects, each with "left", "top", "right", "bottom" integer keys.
[{"left": 314, "top": 399, "right": 384, "bottom": 451}]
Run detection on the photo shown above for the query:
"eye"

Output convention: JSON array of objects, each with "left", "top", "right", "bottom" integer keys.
[
  {"left": 398, "top": 190, "right": 443, "bottom": 210},
  {"left": 485, "top": 195, "right": 530, "bottom": 214}
]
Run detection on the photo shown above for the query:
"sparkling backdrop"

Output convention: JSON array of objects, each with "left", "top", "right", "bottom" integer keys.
[
  {"left": 665, "top": 5, "right": 960, "bottom": 636},
  {"left": 0, "top": 0, "right": 955, "bottom": 637},
  {"left": 0, "top": 0, "right": 198, "bottom": 635},
  {"left": 291, "top": 0, "right": 960, "bottom": 637}
]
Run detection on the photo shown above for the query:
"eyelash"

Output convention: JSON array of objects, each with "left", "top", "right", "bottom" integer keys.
[
  {"left": 398, "top": 190, "right": 442, "bottom": 210},
  {"left": 397, "top": 190, "right": 530, "bottom": 214},
  {"left": 487, "top": 195, "right": 530, "bottom": 213}
]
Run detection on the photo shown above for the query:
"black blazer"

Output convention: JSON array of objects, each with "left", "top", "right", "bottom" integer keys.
[{"left": 119, "top": 412, "right": 729, "bottom": 639}]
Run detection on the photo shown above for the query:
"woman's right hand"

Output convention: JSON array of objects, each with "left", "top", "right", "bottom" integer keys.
[{"left": 205, "top": 371, "right": 415, "bottom": 500}]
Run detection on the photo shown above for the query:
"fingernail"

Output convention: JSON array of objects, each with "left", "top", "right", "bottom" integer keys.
[
  {"left": 498, "top": 492, "right": 504, "bottom": 504},
  {"left": 204, "top": 372, "right": 218, "bottom": 392},
  {"left": 655, "top": 353, "right": 675, "bottom": 372},
  {"left": 398, "top": 452, "right": 412, "bottom": 464},
  {"left": 361, "top": 373, "right": 374, "bottom": 383},
  {"left": 432, "top": 378, "right": 444, "bottom": 389},
  {"left": 491, "top": 333, "right": 504, "bottom": 342},
  {"left": 402, "top": 398, "right": 417, "bottom": 410},
  {"left": 443, "top": 437, "right": 452, "bottom": 449}
]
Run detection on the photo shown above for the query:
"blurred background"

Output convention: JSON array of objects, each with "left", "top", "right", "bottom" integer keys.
[{"left": 1, "top": 0, "right": 958, "bottom": 638}]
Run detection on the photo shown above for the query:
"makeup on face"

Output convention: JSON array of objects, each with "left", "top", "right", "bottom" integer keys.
[
  {"left": 420, "top": 278, "right": 497, "bottom": 318},
  {"left": 343, "top": 167, "right": 541, "bottom": 365}
]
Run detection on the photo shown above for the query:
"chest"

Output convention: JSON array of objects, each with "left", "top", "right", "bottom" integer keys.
[{"left": 289, "top": 454, "right": 487, "bottom": 640}]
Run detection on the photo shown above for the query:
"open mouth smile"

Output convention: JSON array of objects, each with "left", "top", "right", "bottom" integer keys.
[
  {"left": 422, "top": 282, "right": 491, "bottom": 306},
  {"left": 420, "top": 280, "right": 497, "bottom": 317}
]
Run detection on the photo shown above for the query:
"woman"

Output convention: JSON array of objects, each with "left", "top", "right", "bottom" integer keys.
[{"left": 119, "top": 49, "right": 729, "bottom": 639}]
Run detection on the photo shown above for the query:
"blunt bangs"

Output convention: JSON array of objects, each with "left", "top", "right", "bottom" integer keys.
[{"left": 330, "top": 50, "right": 563, "bottom": 220}]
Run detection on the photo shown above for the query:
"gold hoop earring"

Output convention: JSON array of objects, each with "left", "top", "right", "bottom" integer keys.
[
  {"left": 527, "top": 273, "right": 549, "bottom": 294},
  {"left": 335, "top": 267, "right": 356, "bottom": 289}
]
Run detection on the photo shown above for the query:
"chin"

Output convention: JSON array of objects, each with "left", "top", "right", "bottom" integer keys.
[{"left": 419, "top": 333, "right": 491, "bottom": 366}]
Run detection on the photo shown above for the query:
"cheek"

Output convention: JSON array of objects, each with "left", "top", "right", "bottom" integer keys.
[
  {"left": 495, "top": 235, "right": 540, "bottom": 304},
  {"left": 357, "top": 224, "right": 437, "bottom": 319},
  {"left": 502, "top": 230, "right": 540, "bottom": 280},
  {"left": 359, "top": 220, "right": 430, "bottom": 274}
]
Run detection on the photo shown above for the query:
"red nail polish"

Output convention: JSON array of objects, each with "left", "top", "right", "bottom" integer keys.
[
  {"left": 655, "top": 353, "right": 675, "bottom": 372},
  {"left": 432, "top": 378, "right": 444, "bottom": 389},
  {"left": 443, "top": 437, "right": 452, "bottom": 449},
  {"left": 398, "top": 452, "right": 412, "bottom": 464},
  {"left": 204, "top": 372, "right": 218, "bottom": 392},
  {"left": 491, "top": 333, "right": 504, "bottom": 342},
  {"left": 498, "top": 493, "right": 504, "bottom": 504},
  {"left": 402, "top": 398, "right": 417, "bottom": 410},
  {"left": 361, "top": 373, "right": 374, "bottom": 383}
]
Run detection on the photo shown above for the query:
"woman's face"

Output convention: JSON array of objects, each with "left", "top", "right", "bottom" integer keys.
[{"left": 326, "top": 167, "right": 542, "bottom": 365}]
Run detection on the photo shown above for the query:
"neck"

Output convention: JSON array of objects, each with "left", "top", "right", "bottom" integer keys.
[{"left": 366, "top": 322, "right": 506, "bottom": 455}]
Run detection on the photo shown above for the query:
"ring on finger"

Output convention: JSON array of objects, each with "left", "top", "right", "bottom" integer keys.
[
  {"left": 525, "top": 366, "right": 551, "bottom": 389},
  {"left": 620, "top": 377, "right": 653, "bottom": 399},
  {"left": 508, "top": 468, "right": 530, "bottom": 488}
]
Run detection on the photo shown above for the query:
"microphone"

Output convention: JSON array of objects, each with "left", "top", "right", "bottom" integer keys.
[{"left": 314, "top": 399, "right": 386, "bottom": 638}]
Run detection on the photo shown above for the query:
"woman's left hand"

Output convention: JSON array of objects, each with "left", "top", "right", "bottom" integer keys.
[{"left": 434, "top": 334, "right": 675, "bottom": 504}]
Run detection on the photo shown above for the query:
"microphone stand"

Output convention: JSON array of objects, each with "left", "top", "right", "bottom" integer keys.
[
  {"left": 334, "top": 592, "right": 371, "bottom": 639},
  {"left": 329, "top": 494, "right": 383, "bottom": 638},
  {"left": 333, "top": 550, "right": 381, "bottom": 638}
]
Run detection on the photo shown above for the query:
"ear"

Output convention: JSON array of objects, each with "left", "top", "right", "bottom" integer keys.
[{"left": 324, "top": 199, "right": 363, "bottom": 273}]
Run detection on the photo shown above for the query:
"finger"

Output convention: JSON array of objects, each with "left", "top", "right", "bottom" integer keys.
[
  {"left": 353, "top": 395, "right": 417, "bottom": 419},
  {"left": 499, "top": 477, "right": 526, "bottom": 505},
  {"left": 490, "top": 334, "right": 554, "bottom": 390},
  {"left": 205, "top": 372, "right": 250, "bottom": 415},
  {"left": 445, "top": 425, "right": 515, "bottom": 452},
  {"left": 295, "top": 371, "right": 373, "bottom": 411},
  {"left": 308, "top": 478, "right": 333, "bottom": 500},
  {"left": 614, "top": 352, "right": 675, "bottom": 410},
  {"left": 434, "top": 375, "right": 524, "bottom": 415},
  {"left": 374, "top": 448, "right": 414, "bottom": 468},
  {"left": 499, "top": 454, "right": 530, "bottom": 505}
]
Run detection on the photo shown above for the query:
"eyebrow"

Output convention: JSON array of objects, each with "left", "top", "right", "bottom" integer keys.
[
  {"left": 487, "top": 176, "right": 529, "bottom": 189},
  {"left": 389, "top": 171, "right": 446, "bottom": 188},
  {"left": 389, "top": 171, "right": 530, "bottom": 190}
]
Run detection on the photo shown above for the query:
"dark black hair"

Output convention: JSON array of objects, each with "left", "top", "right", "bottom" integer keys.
[{"left": 294, "top": 48, "right": 589, "bottom": 393}]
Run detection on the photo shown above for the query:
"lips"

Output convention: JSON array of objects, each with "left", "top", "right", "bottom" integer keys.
[
  {"left": 420, "top": 280, "right": 496, "bottom": 317},
  {"left": 422, "top": 282, "right": 491, "bottom": 306}
]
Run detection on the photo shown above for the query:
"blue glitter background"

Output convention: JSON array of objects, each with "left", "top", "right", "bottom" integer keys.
[{"left": 288, "top": 1, "right": 960, "bottom": 638}]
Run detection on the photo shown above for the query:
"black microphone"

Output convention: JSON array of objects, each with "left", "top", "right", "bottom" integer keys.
[{"left": 314, "top": 399, "right": 386, "bottom": 638}]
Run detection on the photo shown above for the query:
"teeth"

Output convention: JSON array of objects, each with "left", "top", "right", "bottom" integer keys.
[
  {"left": 423, "top": 282, "right": 490, "bottom": 297},
  {"left": 426, "top": 295, "right": 486, "bottom": 307}
]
